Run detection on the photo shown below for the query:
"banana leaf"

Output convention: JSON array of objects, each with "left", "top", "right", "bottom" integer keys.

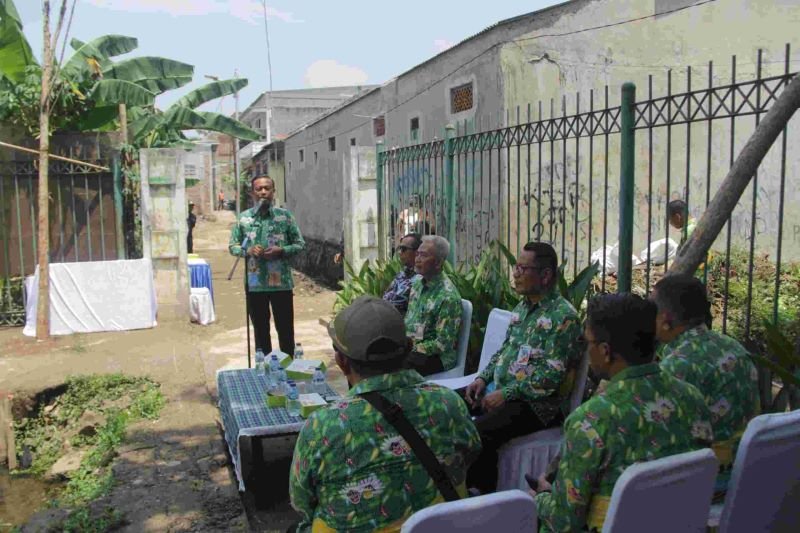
[
  {"left": 90, "top": 79, "right": 155, "bottom": 106},
  {"left": 0, "top": 0, "right": 37, "bottom": 83},
  {"left": 136, "top": 76, "right": 193, "bottom": 95},
  {"left": 172, "top": 78, "right": 248, "bottom": 110},
  {"left": 75, "top": 105, "right": 119, "bottom": 131},
  {"left": 62, "top": 41, "right": 114, "bottom": 80},
  {"left": 191, "top": 111, "right": 261, "bottom": 141},
  {"left": 70, "top": 35, "right": 138, "bottom": 59},
  {"left": 102, "top": 57, "right": 194, "bottom": 84}
]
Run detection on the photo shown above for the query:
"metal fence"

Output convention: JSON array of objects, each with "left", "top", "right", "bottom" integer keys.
[
  {"left": 0, "top": 158, "right": 123, "bottom": 326},
  {"left": 378, "top": 44, "right": 798, "bottom": 346}
]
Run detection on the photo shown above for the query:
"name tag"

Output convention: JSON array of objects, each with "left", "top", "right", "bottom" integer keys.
[
  {"left": 414, "top": 324, "right": 425, "bottom": 340},
  {"left": 517, "top": 344, "right": 532, "bottom": 364},
  {"left": 275, "top": 215, "right": 287, "bottom": 222},
  {"left": 510, "top": 313, "right": 520, "bottom": 325}
]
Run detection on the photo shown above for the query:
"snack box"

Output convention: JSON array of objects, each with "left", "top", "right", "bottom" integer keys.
[
  {"left": 285, "top": 359, "right": 326, "bottom": 381},
  {"left": 265, "top": 390, "right": 286, "bottom": 408},
  {"left": 298, "top": 393, "right": 328, "bottom": 418}
]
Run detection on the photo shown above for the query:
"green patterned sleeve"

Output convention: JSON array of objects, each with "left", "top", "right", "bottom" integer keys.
[
  {"left": 282, "top": 213, "right": 306, "bottom": 257},
  {"left": 289, "top": 423, "right": 317, "bottom": 528},
  {"left": 502, "top": 316, "right": 580, "bottom": 403},
  {"left": 414, "top": 295, "right": 461, "bottom": 357},
  {"left": 477, "top": 348, "right": 503, "bottom": 384},
  {"left": 536, "top": 412, "right": 603, "bottom": 532},
  {"left": 228, "top": 219, "right": 246, "bottom": 257}
]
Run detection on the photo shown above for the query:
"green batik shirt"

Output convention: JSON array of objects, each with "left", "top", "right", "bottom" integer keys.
[
  {"left": 228, "top": 205, "right": 305, "bottom": 292},
  {"left": 658, "top": 325, "right": 759, "bottom": 462},
  {"left": 477, "top": 290, "right": 581, "bottom": 425},
  {"left": 535, "top": 363, "right": 714, "bottom": 533},
  {"left": 404, "top": 273, "right": 463, "bottom": 371},
  {"left": 289, "top": 370, "right": 481, "bottom": 533}
]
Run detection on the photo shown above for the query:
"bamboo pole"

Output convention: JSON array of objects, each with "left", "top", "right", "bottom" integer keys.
[
  {"left": 37, "top": 2, "right": 54, "bottom": 341},
  {"left": 0, "top": 141, "right": 110, "bottom": 171}
]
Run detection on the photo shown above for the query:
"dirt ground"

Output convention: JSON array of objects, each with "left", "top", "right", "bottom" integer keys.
[{"left": 0, "top": 210, "right": 344, "bottom": 532}]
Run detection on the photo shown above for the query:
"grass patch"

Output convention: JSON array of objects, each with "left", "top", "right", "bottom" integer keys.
[{"left": 13, "top": 373, "right": 165, "bottom": 531}]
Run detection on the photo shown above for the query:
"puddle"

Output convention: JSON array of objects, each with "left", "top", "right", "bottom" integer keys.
[{"left": 0, "top": 465, "right": 59, "bottom": 529}]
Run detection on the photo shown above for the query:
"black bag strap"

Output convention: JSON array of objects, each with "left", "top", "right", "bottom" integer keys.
[{"left": 359, "top": 391, "right": 460, "bottom": 502}]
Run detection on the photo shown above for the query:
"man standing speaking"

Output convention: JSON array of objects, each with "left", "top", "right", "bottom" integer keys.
[{"left": 229, "top": 175, "right": 305, "bottom": 355}]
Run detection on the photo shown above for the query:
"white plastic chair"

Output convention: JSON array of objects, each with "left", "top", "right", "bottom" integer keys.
[
  {"left": 429, "top": 308, "right": 514, "bottom": 388},
  {"left": 496, "top": 351, "right": 590, "bottom": 491},
  {"left": 603, "top": 448, "right": 718, "bottom": 533},
  {"left": 427, "top": 299, "right": 473, "bottom": 380},
  {"left": 400, "top": 489, "right": 536, "bottom": 533},
  {"left": 709, "top": 410, "right": 800, "bottom": 533}
]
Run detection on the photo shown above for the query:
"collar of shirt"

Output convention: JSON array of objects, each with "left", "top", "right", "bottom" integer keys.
[
  {"left": 522, "top": 287, "right": 560, "bottom": 313},
  {"left": 421, "top": 272, "right": 444, "bottom": 290},
  {"left": 666, "top": 323, "right": 708, "bottom": 347},
  {"left": 347, "top": 369, "right": 426, "bottom": 397},
  {"left": 609, "top": 362, "right": 661, "bottom": 385}
]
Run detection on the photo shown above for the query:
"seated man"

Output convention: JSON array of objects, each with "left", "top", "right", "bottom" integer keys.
[
  {"left": 403, "top": 235, "right": 463, "bottom": 375},
  {"left": 668, "top": 199, "right": 697, "bottom": 252},
  {"left": 533, "top": 293, "right": 713, "bottom": 532},
  {"left": 290, "top": 296, "right": 481, "bottom": 532},
  {"left": 382, "top": 233, "right": 421, "bottom": 315},
  {"left": 461, "top": 242, "right": 581, "bottom": 494},
  {"left": 652, "top": 274, "right": 759, "bottom": 495}
]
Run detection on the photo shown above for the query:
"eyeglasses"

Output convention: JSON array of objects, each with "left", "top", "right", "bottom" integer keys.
[
  {"left": 397, "top": 245, "right": 418, "bottom": 252},
  {"left": 513, "top": 264, "right": 546, "bottom": 274}
]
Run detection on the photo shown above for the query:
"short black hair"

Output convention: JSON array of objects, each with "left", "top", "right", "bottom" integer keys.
[
  {"left": 338, "top": 338, "right": 407, "bottom": 377},
  {"left": 668, "top": 199, "right": 687, "bottom": 218},
  {"left": 653, "top": 274, "right": 712, "bottom": 329},
  {"left": 251, "top": 175, "right": 274, "bottom": 188},
  {"left": 586, "top": 293, "right": 658, "bottom": 365},
  {"left": 522, "top": 241, "right": 559, "bottom": 273},
  {"left": 401, "top": 233, "right": 422, "bottom": 250}
]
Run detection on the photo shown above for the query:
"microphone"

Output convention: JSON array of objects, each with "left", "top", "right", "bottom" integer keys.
[{"left": 255, "top": 198, "right": 270, "bottom": 217}]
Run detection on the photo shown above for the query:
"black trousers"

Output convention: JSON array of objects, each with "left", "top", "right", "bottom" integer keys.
[
  {"left": 247, "top": 290, "right": 295, "bottom": 354},
  {"left": 403, "top": 351, "right": 445, "bottom": 376},
  {"left": 187, "top": 232, "right": 194, "bottom": 254},
  {"left": 458, "top": 389, "right": 555, "bottom": 494}
]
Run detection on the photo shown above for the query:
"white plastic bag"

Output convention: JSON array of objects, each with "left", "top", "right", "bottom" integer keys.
[
  {"left": 639, "top": 238, "right": 679, "bottom": 266},
  {"left": 591, "top": 242, "right": 640, "bottom": 275}
]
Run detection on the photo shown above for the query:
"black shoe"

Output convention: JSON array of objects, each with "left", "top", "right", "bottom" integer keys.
[
  {"left": 524, "top": 473, "right": 539, "bottom": 491},
  {"left": 467, "top": 488, "right": 482, "bottom": 498}
]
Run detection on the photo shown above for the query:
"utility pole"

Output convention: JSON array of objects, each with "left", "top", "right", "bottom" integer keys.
[
  {"left": 234, "top": 68, "right": 241, "bottom": 218},
  {"left": 36, "top": 2, "right": 54, "bottom": 340},
  {"left": 261, "top": 0, "right": 273, "bottom": 144}
]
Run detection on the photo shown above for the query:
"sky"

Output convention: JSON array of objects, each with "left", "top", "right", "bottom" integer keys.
[{"left": 18, "top": 0, "right": 561, "bottom": 115}]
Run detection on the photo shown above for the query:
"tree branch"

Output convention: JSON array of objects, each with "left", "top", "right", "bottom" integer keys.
[{"left": 669, "top": 74, "right": 800, "bottom": 276}]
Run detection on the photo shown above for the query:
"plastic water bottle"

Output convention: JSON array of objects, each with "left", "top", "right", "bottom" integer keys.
[
  {"left": 269, "top": 354, "right": 281, "bottom": 389},
  {"left": 276, "top": 366, "right": 288, "bottom": 393},
  {"left": 286, "top": 380, "right": 301, "bottom": 417},
  {"left": 294, "top": 343, "right": 304, "bottom": 360},
  {"left": 312, "top": 368, "right": 326, "bottom": 395},
  {"left": 255, "top": 349, "right": 265, "bottom": 374}
]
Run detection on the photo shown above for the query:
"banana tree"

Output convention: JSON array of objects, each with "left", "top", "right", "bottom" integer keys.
[{"left": 0, "top": 0, "right": 36, "bottom": 83}]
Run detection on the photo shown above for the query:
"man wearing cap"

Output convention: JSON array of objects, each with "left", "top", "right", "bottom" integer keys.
[
  {"left": 187, "top": 201, "right": 197, "bottom": 254},
  {"left": 382, "top": 233, "right": 421, "bottom": 315},
  {"left": 229, "top": 175, "right": 305, "bottom": 354},
  {"left": 403, "top": 235, "right": 463, "bottom": 375},
  {"left": 290, "top": 296, "right": 481, "bottom": 532}
]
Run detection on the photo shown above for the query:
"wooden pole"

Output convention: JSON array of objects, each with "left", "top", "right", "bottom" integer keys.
[
  {"left": 0, "top": 141, "right": 110, "bottom": 171},
  {"left": 37, "top": 2, "right": 53, "bottom": 341},
  {"left": 118, "top": 103, "right": 128, "bottom": 143},
  {"left": 669, "top": 73, "right": 800, "bottom": 276}
]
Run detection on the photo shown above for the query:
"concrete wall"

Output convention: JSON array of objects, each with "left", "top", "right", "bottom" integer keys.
[
  {"left": 498, "top": 0, "right": 800, "bottom": 264},
  {"left": 184, "top": 145, "right": 214, "bottom": 215}
]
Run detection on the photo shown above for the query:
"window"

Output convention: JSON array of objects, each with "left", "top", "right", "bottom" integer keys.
[
  {"left": 328, "top": 137, "right": 336, "bottom": 152},
  {"left": 410, "top": 117, "right": 420, "bottom": 141},
  {"left": 450, "top": 82, "right": 474, "bottom": 114},
  {"left": 314, "top": 151, "right": 318, "bottom": 164},
  {"left": 373, "top": 116, "right": 385, "bottom": 137},
  {"left": 255, "top": 118, "right": 262, "bottom": 129},
  {"left": 299, "top": 149, "right": 304, "bottom": 163},
  {"left": 350, "top": 137, "right": 356, "bottom": 146}
]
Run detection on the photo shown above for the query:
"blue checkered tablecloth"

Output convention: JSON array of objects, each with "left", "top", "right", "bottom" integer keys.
[
  {"left": 189, "top": 261, "right": 214, "bottom": 302},
  {"left": 216, "top": 368, "right": 340, "bottom": 491}
]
